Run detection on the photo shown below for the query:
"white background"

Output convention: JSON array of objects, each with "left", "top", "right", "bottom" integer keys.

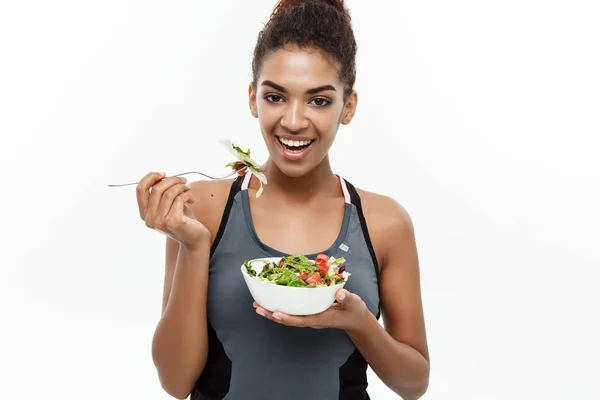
[{"left": 1, "top": 0, "right": 599, "bottom": 399}]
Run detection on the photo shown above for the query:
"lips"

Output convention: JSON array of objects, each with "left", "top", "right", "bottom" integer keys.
[{"left": 275, "top": 135, "right": 315, "bottom": 161}]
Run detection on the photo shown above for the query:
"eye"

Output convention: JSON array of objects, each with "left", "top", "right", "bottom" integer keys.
[
  {"left": 309, "top": 98, "right": 331, "bottom": 107},
  {"left": 265, "top": 94, "right": 285, "bottom": 103}
]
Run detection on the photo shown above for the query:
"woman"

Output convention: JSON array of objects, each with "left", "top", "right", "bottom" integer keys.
[{"left": 136, "top": 1, "right": 430, "bottom": 399}]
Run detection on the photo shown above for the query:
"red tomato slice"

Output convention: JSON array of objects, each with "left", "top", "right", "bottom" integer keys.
[
  {"left": 315, "top": 254, "right": 329, "bottom": 266},
  {"left": 317, "top": 264, "right": 330, "bottom": 277},
  {"left": 298, "top": 272, "right": 309, "bottom": 280},
  {"left": 305, "top": 272, "right": 322, "bottom": 285}
]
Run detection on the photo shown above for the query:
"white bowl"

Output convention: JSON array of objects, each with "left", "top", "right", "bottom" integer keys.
[{"left": 240, "top": 257, "right": 350, "bottom": 316}]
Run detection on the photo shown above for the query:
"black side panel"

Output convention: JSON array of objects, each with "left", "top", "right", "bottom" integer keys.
[
  {"left": 210, "top": 175, "right": 244, "bottom": 258},
  {"left": 338, "top": 349, "right": 370, "bottom": 400},
  {"left": 193, "top": 176, "right": 242, "bottom": 399},
  {"left": 344, "top": 180, "right": 381, "bottom": 319},
  {"left": 192, "top": 321, "right": 232, "bottom": 400}
]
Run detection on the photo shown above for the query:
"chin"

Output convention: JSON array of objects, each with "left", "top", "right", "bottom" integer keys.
[{"left": 272, "top": 161, "right": 314, "bottom": 178}]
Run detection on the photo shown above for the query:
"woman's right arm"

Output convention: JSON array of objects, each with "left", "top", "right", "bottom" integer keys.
[
  {"left": 135, "top": 172, "right": 213, "bottom": 399},
  {"left": 151, "top": 237, "right": 210, "bottom": 399}
]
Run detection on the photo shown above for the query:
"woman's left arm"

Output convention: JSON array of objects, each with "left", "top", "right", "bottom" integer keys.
[{"left": 346, "top": 201, "right": 430, "bottom": 399}]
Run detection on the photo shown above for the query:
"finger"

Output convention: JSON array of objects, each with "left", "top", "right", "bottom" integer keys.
[
  {"left": 254, "top": 305, "right": 276, "bottom": 321},
  {"left": 136, "top": 172, "right": 165, "bottom": 219},
  {"left": 182, "top": 194, "right": 197, "bottom": 219},
  {"left": 253, "top": 305, "right": 298, "bottom": 326},
  {"left": 145, "top": 177, "right": 187, "bottom": 228},
  {"left": 155, "top": 182, "right": 191, "bottom": 227},
  {"left": 165, "top": 192, "right": 195, "bottom": 228},
  {"left": 253, "top": 302, "right": 324, "bottom": 328},
  {"left": 270, "top": 312, "right": 316, "bottom": 328}
]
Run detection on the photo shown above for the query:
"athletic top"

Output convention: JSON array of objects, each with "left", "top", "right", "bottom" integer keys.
[{"left": 192, "top": 172, "right": 381, "bottom": 400}]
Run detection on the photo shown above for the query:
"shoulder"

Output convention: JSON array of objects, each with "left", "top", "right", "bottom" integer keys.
[
  {"left": 187, "top": 178, "right": 240, "bottom": 243},
  {"left": 355, "top": 187, "right": 414, "bottom": 235},
  {"left": 188, "top": 177, "right": 238, "bottom": 204},
  {"left": 354, "top": 187, "right": 415, "bottom": 267}
]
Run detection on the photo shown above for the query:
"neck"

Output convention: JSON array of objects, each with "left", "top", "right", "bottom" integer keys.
[{"left": 260, "top": 155, "right": 340, "bottom": 201}]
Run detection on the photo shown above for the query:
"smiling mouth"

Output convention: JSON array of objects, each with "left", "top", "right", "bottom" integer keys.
[{"left": 276, "top": 136, "right": 315, "bottom": 152}]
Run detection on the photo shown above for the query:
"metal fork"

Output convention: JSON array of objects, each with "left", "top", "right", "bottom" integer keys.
[{"left": 106, "top": 168, "right": 244, "bottom": 187}]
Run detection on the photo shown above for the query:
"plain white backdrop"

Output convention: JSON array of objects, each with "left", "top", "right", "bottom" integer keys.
[{"left": 1, "top": 0, "right": 599, "bottom": 399}]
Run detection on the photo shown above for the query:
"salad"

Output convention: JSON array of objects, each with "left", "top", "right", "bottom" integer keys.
[
  {"left": 220, "top": 139, "right": 268, "bottom": 198},
  {"left": 244, "top": 253, "right": 349, "bottom": 288}
]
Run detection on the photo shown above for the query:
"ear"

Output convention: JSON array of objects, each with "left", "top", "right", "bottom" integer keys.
[
  {"left": 248, "top": 83, "right": 258, "bottom": 118},
  {"left": 341, "top": 90, "right": 358, "bottom": 125}
]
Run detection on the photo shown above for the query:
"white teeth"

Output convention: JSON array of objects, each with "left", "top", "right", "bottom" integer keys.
[{"left": 278, "top": 137, "right": 312, "bottom": 147}]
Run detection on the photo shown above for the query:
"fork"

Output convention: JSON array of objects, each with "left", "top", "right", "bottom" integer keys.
[{"left": 106, "top": 168, "right": 245, "bottom": 187}]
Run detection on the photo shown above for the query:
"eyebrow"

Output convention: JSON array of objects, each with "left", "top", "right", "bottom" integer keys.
[{"left": 261, "top": 80, "right": 337, "bottom": 95}]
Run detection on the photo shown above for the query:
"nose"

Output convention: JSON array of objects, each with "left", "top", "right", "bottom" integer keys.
[{"left": 280, "top": 100, "right": 309, "bottom": 132}]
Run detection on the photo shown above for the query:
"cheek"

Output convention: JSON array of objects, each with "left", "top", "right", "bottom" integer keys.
[
  {"left": 312, "top": 109, "right": 341, "bottom": 137},
  {"left": 257, "top": 107, "right": 279, "bottom": 132}
]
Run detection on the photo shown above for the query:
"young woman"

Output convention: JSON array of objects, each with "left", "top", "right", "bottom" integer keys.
[{"left": 136, "top": 1, "right": 430, "bottom": 399}]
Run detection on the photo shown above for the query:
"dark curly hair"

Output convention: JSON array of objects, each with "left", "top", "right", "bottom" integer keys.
[{"left": 251, "top": 0, "right": 357, "bottom": 99}]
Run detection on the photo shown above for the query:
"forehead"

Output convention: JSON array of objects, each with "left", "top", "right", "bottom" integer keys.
[{"left": 258, "top": 46, "right": 342, "bottom": 90}]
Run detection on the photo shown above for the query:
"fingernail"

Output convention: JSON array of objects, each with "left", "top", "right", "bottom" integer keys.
[
  {"left": 272, "top": 313, "right": 282, "bottom": 321},
  {"left": 185, "top": 183, "right": 191, "bottom": 189},
  {"left": 338, "top": 290, "right": 346, "bottom": 301},
  {"left": 256, "top": 309, "right": 266, "bottom": 317}
]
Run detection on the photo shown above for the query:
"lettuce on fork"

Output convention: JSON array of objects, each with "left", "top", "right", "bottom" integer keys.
[{"left": 219, "top": 139, "right": 268, "bottom": 198}]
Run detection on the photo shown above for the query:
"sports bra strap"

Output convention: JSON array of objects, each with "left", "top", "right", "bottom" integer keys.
[{"left": 241, "top": 170, "right": 252, "bottom": 190}]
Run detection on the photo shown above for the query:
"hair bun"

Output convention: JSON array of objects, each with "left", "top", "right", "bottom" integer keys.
[
  {"left": 313, "top": 0, "right": 345, "bottom": 12},
  {"left": 273, "top": 0, "right": 349, "bottom": 20}
]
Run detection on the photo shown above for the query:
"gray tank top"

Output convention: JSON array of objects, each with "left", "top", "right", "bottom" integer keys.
[{"left": 192, "top": 173, "right": 380, "bottom": 400}]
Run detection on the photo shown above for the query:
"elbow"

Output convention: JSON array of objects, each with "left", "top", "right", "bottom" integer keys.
[
  {"left": 152, "top": 344, "right": 205, "bottom": 400},
  {"left": 396, "top": 379, "right": 429, "bottom": 400},
  {"left": 404, "top": 378, "right": 429, "bottom": 400},
  {"left": 152, "top": 355, "right": 193, "bottom": 399},
  {"left": 394, "top": 378, "right": 428, "bottom": 400},
  {"left": 411, "top": 361, "right": 430, "bottom": 399},
  {"left": 152, "top": 357, "right": 203, "bottom": 400},
  {"left": 157, "top": 375, "right": 194, "bottom": 400},
  {"left": 151, "top": 328, "right": 208, "bottom": 399},
  {"left": 396, "top": 360, "right": 430, "bottom": 400}
]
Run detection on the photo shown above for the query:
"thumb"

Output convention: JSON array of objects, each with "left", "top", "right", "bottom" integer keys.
[{"left": 336, "top": 288, "right": 354, "bottom": 304}]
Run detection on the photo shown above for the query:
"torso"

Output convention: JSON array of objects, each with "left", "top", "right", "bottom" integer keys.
[{"left": 187, "top": 173, "right": 388, "bottom": 400}]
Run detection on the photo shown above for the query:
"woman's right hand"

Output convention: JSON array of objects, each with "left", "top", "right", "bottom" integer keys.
[{"left": 136, "top": 172, "right": 210, "bottom": 251}]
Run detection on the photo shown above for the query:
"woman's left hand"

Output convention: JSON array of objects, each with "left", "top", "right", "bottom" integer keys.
[{"left": 253, "top": 288, "right": 368, "bottom": 332}]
